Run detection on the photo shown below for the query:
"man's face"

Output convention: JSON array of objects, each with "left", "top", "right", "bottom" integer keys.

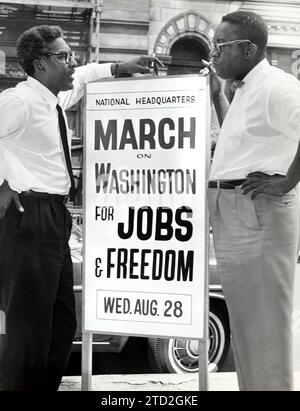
[
  {"left": 41, "top": 37, "right": 78, "bottom": 94},
  {"left": 211, "top": 22, "right": 248, "bottom": 80}
]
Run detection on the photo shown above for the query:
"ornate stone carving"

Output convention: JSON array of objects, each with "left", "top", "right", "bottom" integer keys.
[
  {"left": 267, "top": 24, "right": 300, "bottom": 34},
  {"left": 154, "top": 10, "right": 214, "bottom": 56}
]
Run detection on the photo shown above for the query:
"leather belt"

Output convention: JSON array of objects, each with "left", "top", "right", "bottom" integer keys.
[
  {"left": 208, "top": 179, "right": 246, "bottom": 189},
  {"left": 21, "top": 191, "right": 69, "bottom": 203}
]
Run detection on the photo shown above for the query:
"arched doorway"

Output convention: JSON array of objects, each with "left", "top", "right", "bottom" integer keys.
[
  {"left": 153, "top": 10, "right": 214, "bottom": 75},
  {"left": 168, "top": 37, "right": 209, "bottom": 75}
]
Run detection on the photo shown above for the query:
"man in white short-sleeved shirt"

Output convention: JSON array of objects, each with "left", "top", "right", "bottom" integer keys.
[
  {"left": 210, "top": 59, "right": 300, "bottom": 181},
  {"left": 0, "top": 24, "right": 160, "bottom": 391},
  {"left": 208, "top": 11, "right": 300, "bottom": 391}
]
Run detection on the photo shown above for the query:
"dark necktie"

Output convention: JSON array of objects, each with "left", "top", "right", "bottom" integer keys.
[{"left": 56, "top": 104, "right": 75, "bottom": 202}]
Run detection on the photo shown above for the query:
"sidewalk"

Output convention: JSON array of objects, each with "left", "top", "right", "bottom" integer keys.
[{"left": 59, "top": 371, "right": 300, "bottom": 391}]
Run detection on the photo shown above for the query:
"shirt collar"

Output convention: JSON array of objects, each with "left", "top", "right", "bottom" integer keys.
[
  {"left": 26, "top": 76, "right": 58, "bottom": 110},
  {"left": 242, "top": 58, "right": 270, "bottom": 86}
]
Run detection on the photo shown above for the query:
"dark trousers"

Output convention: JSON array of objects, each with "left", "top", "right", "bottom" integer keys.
[{"left": 0, "top": 193, "right": 76, "bottom": 391}]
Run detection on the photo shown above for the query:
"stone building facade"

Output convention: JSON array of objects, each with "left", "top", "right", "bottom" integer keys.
[
  {"left": 97, "top": 0, "right": 300, "bottom": 78},
  {"left": 1, "top": 0, "right": 300, "bottom": 84}
]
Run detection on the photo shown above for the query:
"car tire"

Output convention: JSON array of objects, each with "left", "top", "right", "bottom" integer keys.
[{"left": 147, "top": 305, "right": 230, "bottom": 373}]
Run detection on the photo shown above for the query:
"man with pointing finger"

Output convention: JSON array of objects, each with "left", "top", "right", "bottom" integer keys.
[
  {"left": 0, "top": 24, "right": 161, "bottom": 391},
  {"left": 208, "top": 11, "right": 300, "bottom": 391}
]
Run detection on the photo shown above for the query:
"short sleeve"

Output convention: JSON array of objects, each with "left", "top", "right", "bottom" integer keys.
[{"left": 268, "top": 78, "right": 300, "bottom": 142}]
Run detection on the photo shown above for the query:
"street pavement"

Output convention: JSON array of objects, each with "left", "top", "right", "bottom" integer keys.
[{"left": 60, "top": 371, "right": 300, "bottom": 391}]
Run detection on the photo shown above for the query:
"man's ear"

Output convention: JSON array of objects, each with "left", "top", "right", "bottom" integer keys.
[
  {"left": 33, "top": 58, "right": 46, "bottom": 73},
  {"left": 245, "top": 43, "right": 258, "bottom": 59}
]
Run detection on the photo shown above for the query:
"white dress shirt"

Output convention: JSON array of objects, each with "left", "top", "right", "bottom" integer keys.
[
  {"left": 210, "top": 58, "right": 300, "bottom": 180},
  {"left": 0, "top": 63, "right": 112, "bottom": 193}
]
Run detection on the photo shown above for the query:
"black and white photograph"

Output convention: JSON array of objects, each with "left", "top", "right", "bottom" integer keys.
[{"left": 1, "top": 0, "right": 300, "bottom": 396}]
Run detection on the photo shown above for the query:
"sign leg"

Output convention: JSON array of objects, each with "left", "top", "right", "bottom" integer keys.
[
  {"left": 198, "top": 339, "right": 209, "bottom": 391},
  {"left": 82, "top": 332, "right": 93, "bottom": 391}
]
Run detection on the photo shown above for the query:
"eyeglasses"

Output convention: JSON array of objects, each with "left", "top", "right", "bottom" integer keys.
[
  {"left": 210, "top": 39, "right": 252, "bottom": 56},
  {"left": 42, "top": 50, "right": 76, "bottom": 64}
]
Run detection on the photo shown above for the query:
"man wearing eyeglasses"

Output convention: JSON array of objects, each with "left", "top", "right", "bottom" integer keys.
[
  {"left": 208, "top": 11, "right": 300, "bottom": 391},
  {"left": 0, "top": 25, "right": 162, "bottom": 391}
]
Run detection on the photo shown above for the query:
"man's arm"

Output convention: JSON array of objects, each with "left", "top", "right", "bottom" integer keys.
[
  {"left": 0, "top": 92, "right": 26, "bottom": 218},
  {"left": 59, "top": 63, "right": 111, "bottom": 110},
  {"left": 241, "top": 146, "right": 300, "bottom": 199},
  {"left": 210, "top": 74, "right": 230, "bottom": 126},
  {"left": 200, "top": 60, "right": 230, "bottom": 126},
  {"left": 111, "top": 55, "right": 164, "bottom": 77},
  {"left": 60, "top": 56, "right": 164, "bottom": 110},
  {"left": 241, "top": 80, "right": 300, "bottom": 199}
]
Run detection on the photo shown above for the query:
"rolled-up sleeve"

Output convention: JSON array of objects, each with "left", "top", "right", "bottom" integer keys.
[{"left": 59, "top": 63, "right": 113, "bottom": 110}]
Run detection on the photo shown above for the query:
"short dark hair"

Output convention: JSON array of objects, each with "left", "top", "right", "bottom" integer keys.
[
  {"left": 16, "top": 25, "right": 63, "bottom": 75},
  {"left": 222, "top": 11, "right": 268, "bottom": 55}
]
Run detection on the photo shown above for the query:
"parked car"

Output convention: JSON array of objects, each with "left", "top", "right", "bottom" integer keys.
[{"left": 69, "top": 206, "right": 231, "bottom": 373}]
